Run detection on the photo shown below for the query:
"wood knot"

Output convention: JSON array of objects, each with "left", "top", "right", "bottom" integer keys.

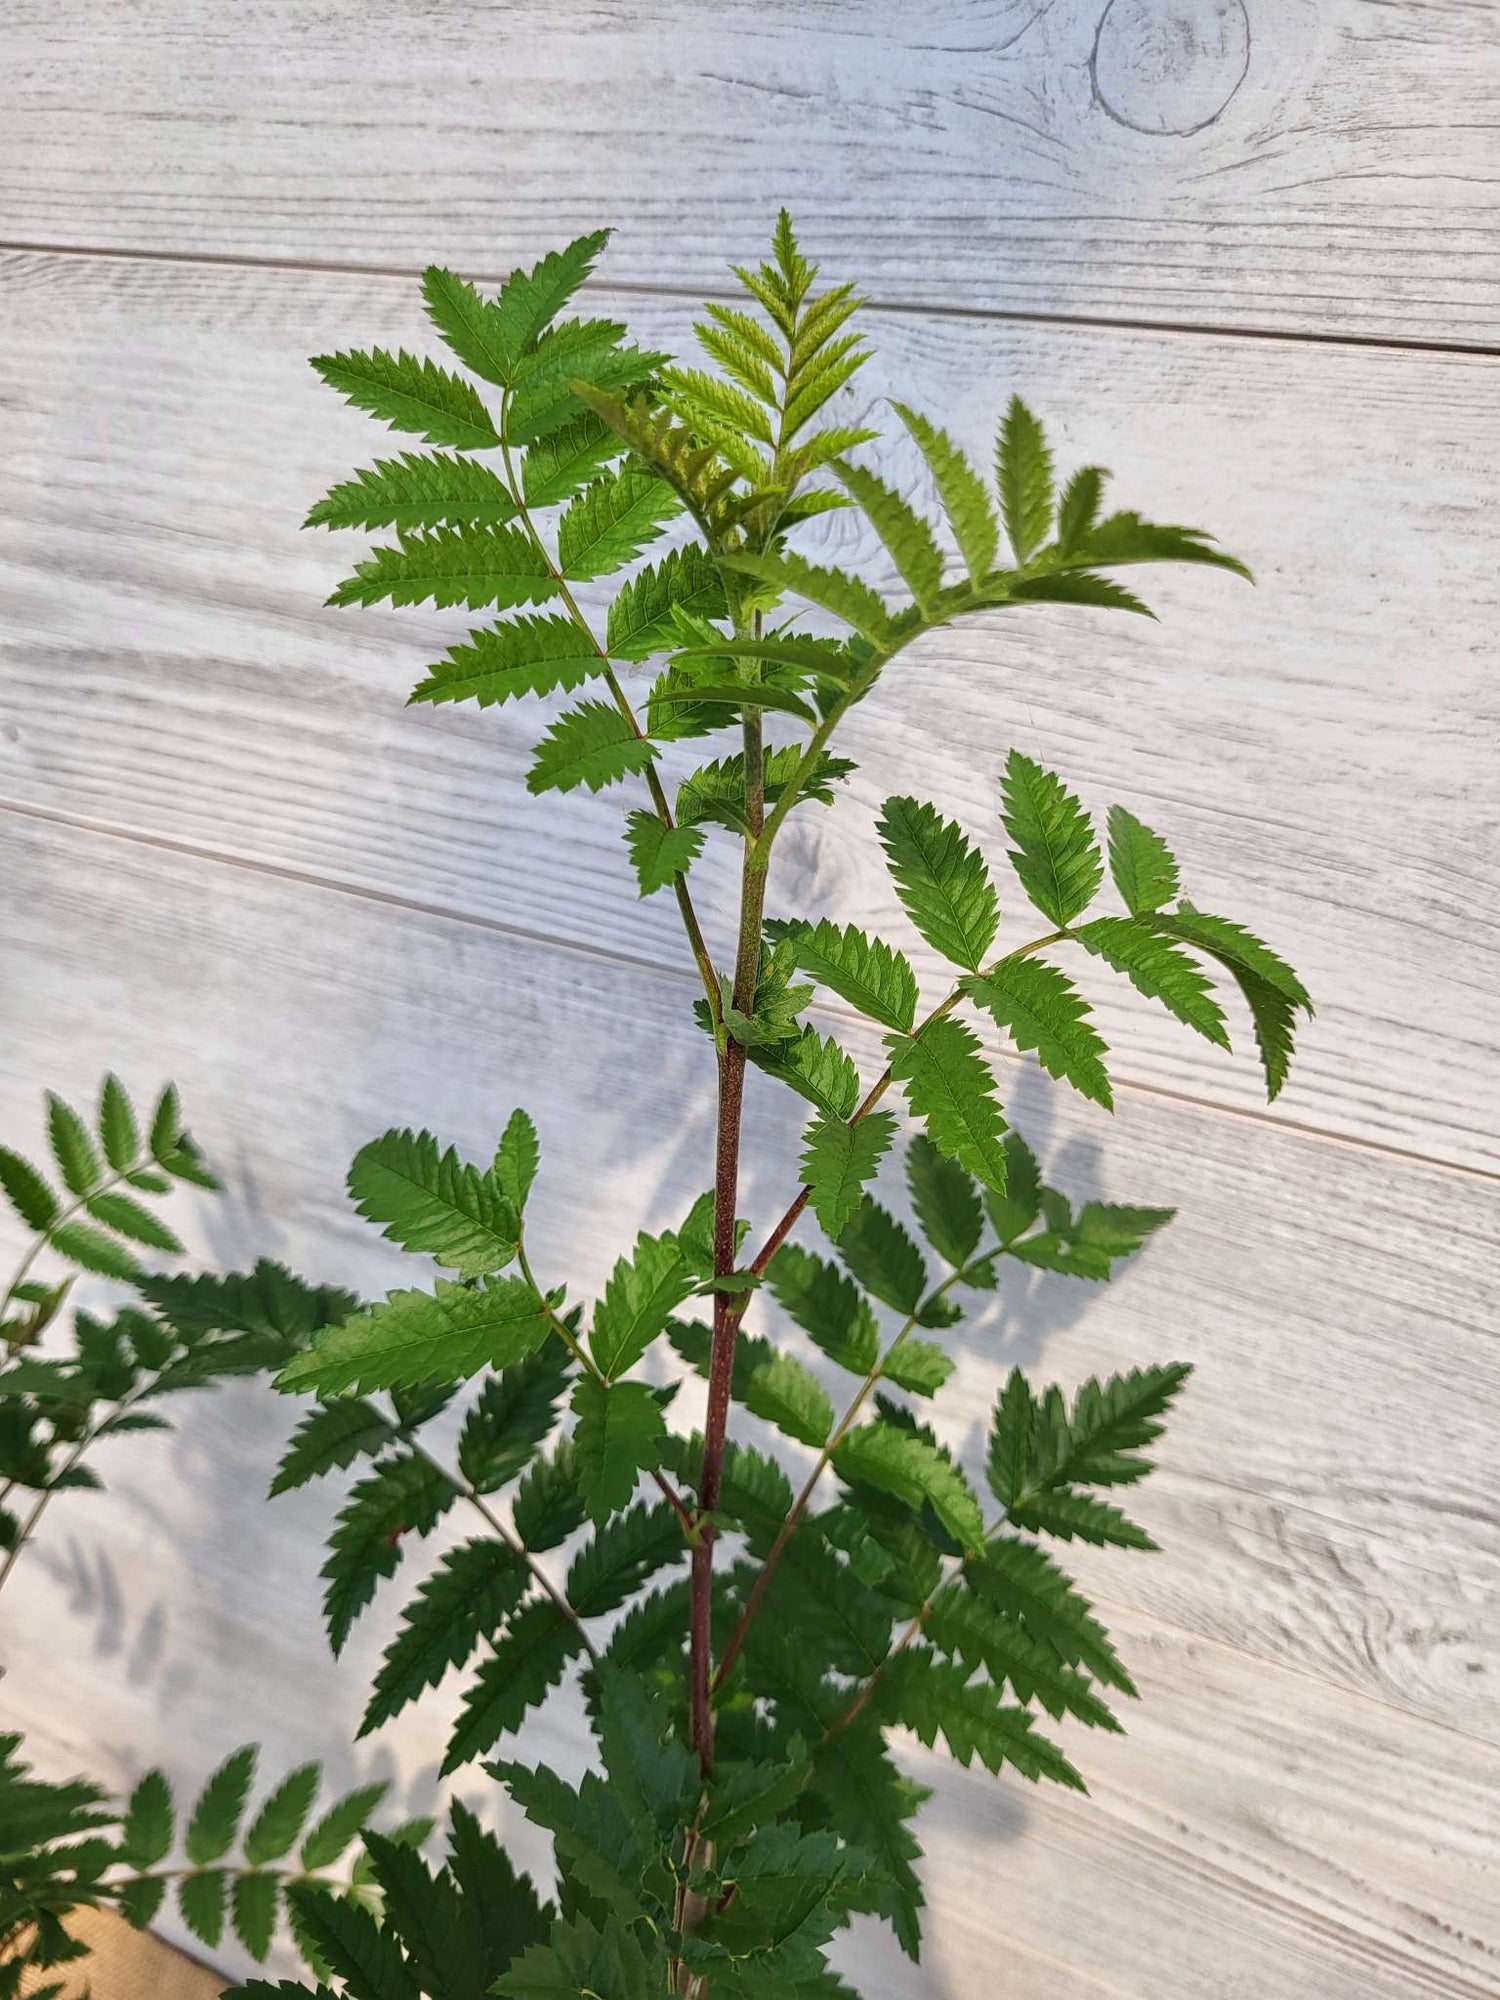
[{"left": 1091, "top": 0, "right": 1251, "bottom": 136}]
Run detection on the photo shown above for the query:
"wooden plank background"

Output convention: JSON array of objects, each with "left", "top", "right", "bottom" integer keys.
[{"left": 1, "top": 4, "right": 1497, "bottom": 1994}]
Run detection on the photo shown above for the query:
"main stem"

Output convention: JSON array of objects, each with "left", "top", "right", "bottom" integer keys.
[{"left": 689, "top": 704, "right": 767, "bottom": 1774}]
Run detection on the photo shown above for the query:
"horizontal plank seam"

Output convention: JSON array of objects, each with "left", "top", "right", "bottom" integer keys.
[
  {"left": 2, "top": 237, "right": 1498, "bottom": 363},
  {"left": 6, "top": 790, "right": 1496, "bottom": 1190}
]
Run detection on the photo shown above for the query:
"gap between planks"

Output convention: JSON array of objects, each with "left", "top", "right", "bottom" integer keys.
[
  {"left": 4, "top": 235, "right": 1500, "bottom": 365},
  {"left": 6, "top": 790, "right": 1497, "bottom": 1202}
]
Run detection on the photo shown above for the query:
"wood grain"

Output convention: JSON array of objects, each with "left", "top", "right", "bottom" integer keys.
[
  {"left": 3, "top": 251, "right": 1498, "bottom": 1170},
  {"left": 2, "top": 1, "right": 1497, "bottom": 344}
]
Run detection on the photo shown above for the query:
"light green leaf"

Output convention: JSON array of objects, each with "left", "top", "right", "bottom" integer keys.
[
  {"left": 1107, "top": 806, "right": 1180, "bottom": 915},
  {"left": 965, "top": 956, "right": 1112, "bottom": 1110},
  {"left": 276, "top": 1276, "right": 551, "bottom": 1396},
  {"left": 881, "top": 1337, "right": 954, "bottom": 1397},
  {"left": 411, "top": 613, "right": 605, "bottom": 709},
  {"left": 310, "top": 347, "right": 501, "bottom": 450},
  {"left": 905, "top": 1133, "right": 982, "bottom": 1268},
  {"left": 999, "top": 749, "right": 1103, "bottom": 929},
  {"left": 891, "top": 403, "right": 999, "bottom": 584},
  {"left": 327, "top": 524, "right": 555, "bottom": 612},
  {"left": 831, "top": 457, "right": 944, "bottom": 609},
  {"left": 1055, "top": 466, "right": 1107, "bottom": 554},
  {"left": 800, "top": 1110, "right": 897, "bottom": 1240},
  {"left": 571, "top": 1375, "right": 668, "bottom": 1521},
  {"left": 887, "top": 1018, "right": 1009, "bottom": 1192},
  {"left": 527, "top": 699, "right": 656, "bottom": 796},
  {"left": 724, "top": 550, "right": 893, "bottom": 642},
  {"left": 834, "top": 1421, "right": 984, "bottom": 1548},
  {"left": 185, "top": 1746, "right": 256, "bottom": 1864},
  {"left": 1070, "top": 915, "right": 1229, "bottom": 1048},
  {"left": 590, "top": 1232, "right": 697, "bottom": 1379},
  {"left": 494, "top": 1109, "right": 541, "bottom": 1215},
  {"left": 347, "top": 1128, "right": 519, "bottom": 1276},
  {"left": 876, "top": 796, "right": 999, "bottom": 973},
  {"left": 765, "top": 918, "right": 917, "bottom": 1034},
  {"left": 996, "top": 396, "right": 1054, "bottom": 562},
  {"left": 306, "top": 450, "right": 519, "bottom": 533},
  {"left": 623, "top": 811, "right": 703, "bottom": 897},
  {"left": 557, "top": 466, "right": 681, "bottom": 581}
]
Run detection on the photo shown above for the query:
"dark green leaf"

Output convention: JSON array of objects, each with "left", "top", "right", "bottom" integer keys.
[
  {"left": 526, "top": 699, "right": 657, "bottom": 796},
  {"left": 445, "top": 1602, "right": 585, "bottom": 1773},
  {"left": 363, "top": 1539, "right": 527, "bottom": 1735},
  {"left": 800, "top": 1109, "right": 897, "bottom": 1239},
  {"left": 570, "top": 1376, "right": 667, "bottom": 1521},
  {"left": 277, "top": 1276, "right": 551, "bottom": 1398},
  {"left": 887, "top": 1018, "right": 1009, "bottom": 1192},
  {"left": 965, "top": 956, "right": 1112, "bottom": 1109},
  {"left": 310, "top": 347, "right": 500, "bottom": 450},
  {"left": 999, "top": 750, "right": 1102, "bottom": 930},
  {"left": 876, "top": 796, "right": 999, "bottom": 974},
  {"left": 185, "top": 1746, "right": 256, "bottom": 1864},
  {"left": 244, "top": 1763, "right": 321, "bottom": 1866},
  {"left": 411, "top": 614, "right": 604, "bottom": 710},
  {"left": 996, "top": 396, "right": 1053, "bottom": 562}
]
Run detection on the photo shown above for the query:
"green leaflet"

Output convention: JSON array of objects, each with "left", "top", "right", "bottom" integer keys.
[
  {"left": 724, "top": 550, "right": 893, "bottom": 642},
  {"left": 1056, "top": 465, "right": 1107, "bottom": 553},
  {"left": 767, "top": 1244, "right": 879, "bottom": 1376},
  {"left": 276, "top": 1276, "right": 552, "bottom": 1396},
  {"left": 347, "top": 1127, "right": 519, "bottom": 1274},
  {"left": 521, "top": 411, "right": 625, "bottom": 509},
  {"left": 570, "top": 1376, "right": 668, "bottom": 1521},
  {"left": 981, "top": 1129, "right": 1043, "bottom": 1246},
  {"left": 623, "top": 811, "right": 703, "bottom": 896},
  {"left": 589, "top": 1231, "right": 697, "bottom": 1378},
  {"left": 445, "top": 1604, "right": 585, "bottom": 1774},
  {"left": 270, "top": 1399, "right": 391, "bottom": 1496},
  {"left": 327, "top": 525, "right": 556, "bottom": 612},
  {"left": 457, "top": 1343, "right": 572, "bottom": 1492},
  {"left": 0, "top": 1144, "right": 58, "bottom": 1231},
  {"left": 411, "top": 614, "right": 605, "bottom": 709},
  {"left": 964, "top": 956, "right": 1113, "bottom": 1110},
  {"left": 526, "top": 699, "right": 657, "bottom": 795},
  {"left": 98, "top": 1071, "right": 140, "bottom": 1170},
  {"left": 47, "top": 1092, "right": 100, "bottom": 1196},
  {"left": 305, "top": 450, "right": 518, "bottom": 533},
  {"left": 299, "top": 1781, "right": 389, "bottom": 1871},
  {"left": 677, "top": 744, "right": 854, "bottom": 833},
  {"left": 1152, "top": 904, "right": 1311, "bottom": 1097},
  {"left": 879, "top": 1651, "right": 1083, "bottom": 1790},
  {"left": 996, "top": 396, "right": 1054, "bottom": 563},
  {"left": 1008, "top": 1198, "right": 1174, "bottom": 1282},
  {"left": 1009, "top": 571, "right": 1154, "bottom": 617},
  {"left": 243, "top": 1764, "right": 321, "bottom": 1866},
  {"left": 923, "top": 1589, "right": 1118, "bottom": 1730},
  {"left": 891, "top": 402, "right": 999, "bottom": 584},
  {"left": 876, "top": 795, "right": 999, "bottom": 973},
  {"left": 833, "top": 1421, "right": 984, "bottom": 1549},
  {"left": 422, "top": 264, "right": 522, "bottom": 388},
  {"left": 835, "top": 1198, "right": 928, "bottom": 1316},
  {"left": 1061, "top": 509, "right": 1251, "bottom": 581},
  {"left": 965, "top": 1536, "right": 1135, "bottom": 1693},
  {"left": 510, "top": 326, "right": 664, "bottom": 449},
  {"left": 886, "top": 1017, "right": 1009, "bottom": 1192},
  {"left": 310, "top": 346, "right": 501, "bottom": 450},
  {"left": 321, "top": 1454, "right": 454, "bottom": 1652},
  {"left": 764, "top": 918, "right": 918, "bottom": 1033},
  {"left": 1107, "top": 805, "right": 1180, "bottom": 914},
  {"left": 494, "top": 1108, "right": 541, "bottom": 1214},
  {"left": 362, "top": 1539, "right": 528, "bottom": 1735},
  {"left": 1070, "top": 915, "right": 1230, "bottom": 1048},
  {"left": 999, "top": 750, "right": 1103, "bottom": 929},
  {"left": 668, "top": 1321, "right": 833, "bottom": 1450},
  {"left": 566, "top": 1501, "right": 687, "bottom": 1618},
  {"left": 831, "top": 457, "right": 944, "bottom": 610},
  {"left": 513, "top": 1442, "right": 587, "bottom": 1553},
  {"left": 799, "top": 1109, "right": 897, "bottom": 1239},
  {"left": 184, "top": 1747, "right": 256, "bottom": 1865},
  {"left": 905, "top": 1134, "right": 983, "bottom": 1268},
  {"left": 489, "top": 232, "right": 613, "bottom": 371},
  {"left": 881, "top": 1336, "right": 954, "bottom": 1397},
  {"left": 556, "top": 466, "right": 681, "bottom": 581},
  {"left": 749, "top": 1023, "right": 861, "bottom": 1122},
  {"left": 120, "top": 1769, "right": 173, "bottom": 1868}
]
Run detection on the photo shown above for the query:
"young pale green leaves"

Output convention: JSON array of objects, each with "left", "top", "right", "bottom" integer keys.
[
  {"left": 891, "top": 403, "right": 999, "bottom": 584},
  {"left": 997, "top": 395, "right": 1055, "bottom": 564}
]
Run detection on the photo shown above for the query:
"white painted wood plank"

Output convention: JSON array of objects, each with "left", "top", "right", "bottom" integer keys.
[
  {"left": 2, "top": 811, "right": 1496, "bottom": 1994},
  {"left": 3, "top": 252, "right": 1497, "bottom": 1168},
  {"left": 2, "top": 1, "right": 1497, "bottom": 343}
]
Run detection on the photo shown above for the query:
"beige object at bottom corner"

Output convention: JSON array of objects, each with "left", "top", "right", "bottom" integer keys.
[{"left": 19, "top": 1907, "right": 223, "bottom": 1999}]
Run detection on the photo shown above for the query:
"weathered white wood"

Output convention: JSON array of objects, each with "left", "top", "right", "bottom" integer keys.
[
  {"left": 3, "top": 251, "right": 1498, "bottom": 1170},
  {"left": 1, "top": 1, "right": 1497, "bottom": 344}
]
